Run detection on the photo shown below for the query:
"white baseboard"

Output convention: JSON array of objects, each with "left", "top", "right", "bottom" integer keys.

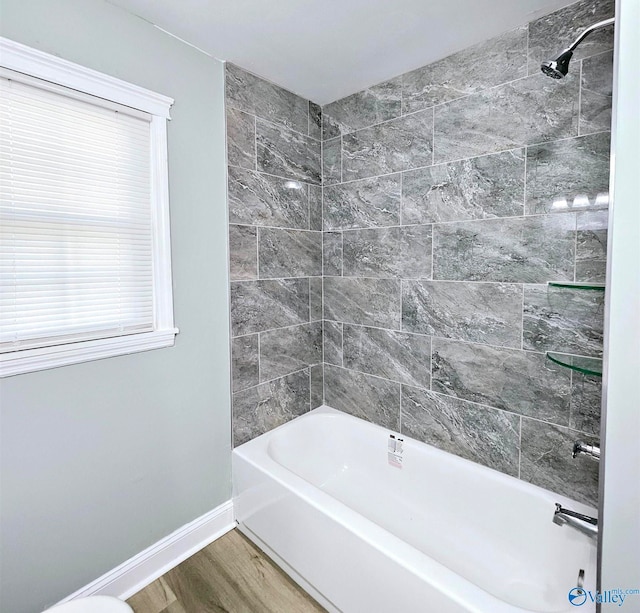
[{"left": 55, "top": 500, "right": 235, "bottom": 606}]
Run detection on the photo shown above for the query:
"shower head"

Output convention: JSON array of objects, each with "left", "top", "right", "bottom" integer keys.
[
  {"left": 541, "top": 49, "right": 573, "bottom": 79},
  {"left": 541, "top": 17, "right": 614, "bottom": 79}
]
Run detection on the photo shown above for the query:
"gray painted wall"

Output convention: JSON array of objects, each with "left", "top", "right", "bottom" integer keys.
[
  {"left": 226, "top": 64, "right": 324, "bottom": 446},
  {"left": 0, "top": 1, "right": 231, "bottom": 612},
  {"left": 320, "top": 0, "right": 613, "bottom": 506}
]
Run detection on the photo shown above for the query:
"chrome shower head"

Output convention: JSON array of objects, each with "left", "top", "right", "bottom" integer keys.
[
  {"left": 540, "top": 17, "right": 614, "bottom": 79},
  {"left": 541, "top": 49, "right": 573, "bottom": 79}
]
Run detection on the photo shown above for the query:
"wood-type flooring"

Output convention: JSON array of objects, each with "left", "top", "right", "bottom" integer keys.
[{"left": 127, "top": 529, "right": 327, "bottom": 613}]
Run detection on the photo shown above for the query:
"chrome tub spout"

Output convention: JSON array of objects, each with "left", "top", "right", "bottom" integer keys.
[{"left": 553, "top": 503, "right": 598, "bottom": 539}]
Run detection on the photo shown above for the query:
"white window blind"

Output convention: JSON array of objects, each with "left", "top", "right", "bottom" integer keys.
[{"left": 0, "top": 73, "right": 155, "bottom": 353}]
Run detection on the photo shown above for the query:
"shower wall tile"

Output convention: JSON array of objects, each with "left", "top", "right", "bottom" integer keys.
[
  {"left": 310, "top": 277, "right": 323, "bottom": 321},
  {"left": 309, "top": 101, "right": 322, "bottom": 140},
  {"left": 323, "top": 232, "right": 343, "bottom": 276},
  {"left": 527, "top": 0, "right": 615, "bottom": 75},
  {"left": 231, "top": 334, "right": 259, "bottom": 392},
  {"left": 259, "top": 322, "right": 322, "bottom": 381},
  {"left": 342, "top": 226, "right": 432, "bottom": 279},
  {"left": 323, "top": 277, "right": 401, "bottom": 329},
  {"left": 226, "top": 107, "right": 256, "bottom": 170},
  {"left": 310, "top": 1, "right": 610, "bottom": 504},
  {"left": 340, "top": 225, "right": 433, "bottom": 278},
  {"left": 229, "top": 224, "right": 257, "bottom": 281},
  {"left": 323, "top": 320, "right": 343, "bottom": 366},
  {"left": 402, "top": 280, "right": 522, "bottom": 348},
  {"left": 233, "top": 369, "right": 310, "bottom": 447},
  {"left": 570, "top": 373, "right": 602, "bottom": 436},
  {"left": 322, "top": 76, "right": 402, "bottom": 138},
  {"left": 323, "top": 364, "right": 400, "bottom": 430},
  {"left": 311, "top": 364, "right": 324, "bottom": 408},
  {"left": 228, "top": 167, "right": 309, "bottom": 229},
  {"left": 525, "top": 132, "right": 611, "bottom": 215},
  {"left": 343, "top": 325, "right": 431, "bottom": 389},
  {"left": 401, "top": 387, "right": 520, "bottom": 476},
  {"left": 431, "top": 338, "right": 572, "bottom": 424},
  {"left": 342, "top": 110, "right": 433, "bottom": 181},
  {"left": 398, "top": 225, "right": 433, "bottom": 279},
  {"left": 340, "top": 226, "right": 399, "bottom": 278},
  {"left": 230, "top": 279, "right": 309, "bottom": 337},
  {"left": 520, "top": 418, "right": 599, "bottom": 506},
  {"left": 580, "top": 51, "right": 614, "bottom": 136},
  {"left": 402, "top": 26, "right": 528, "bottom": 113},
  {"left": 258, "top": 228, "right": 322, "bottom": 278},
  {"left": 401, "top": 149, "right": 525, "bottom": 224},
  {"left": 323, "top": 137, "right": 342, "bottom": 185},
  {"left": 433, "top": 74, "right": 579, "bottom": 163},
  {"left": 309, "top": 185, "right": 323, "bottom": 231},
  {"left": 432, "top": 214, "right": 576, "bottom": 283},
  {"left": 256, "top": 119, "right": 321, "bottom": 184},
  {"left": 323, "top": 174, "right": 401, "bottom": 230},
  {"left": 576, "top": 210, "right": 608, "bottom": 283},
  {"left": 522, "top": 285, "right": 605, "bottom": 357},
  {"left": 226, "top": 63, "right": 309, "bottom": 134}
]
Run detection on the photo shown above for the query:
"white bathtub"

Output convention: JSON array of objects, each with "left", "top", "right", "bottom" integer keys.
[{"left": 233, "top": 406, "right": 597, "bottom": 613}]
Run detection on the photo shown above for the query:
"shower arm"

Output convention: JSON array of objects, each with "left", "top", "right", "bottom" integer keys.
[{"left": 565, "top": 17, "right": 615, "bottom": 53}]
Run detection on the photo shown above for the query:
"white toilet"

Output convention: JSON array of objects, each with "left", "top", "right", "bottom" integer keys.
[{"left": 44, "top": 596, "right": 133, "bottom": 613}]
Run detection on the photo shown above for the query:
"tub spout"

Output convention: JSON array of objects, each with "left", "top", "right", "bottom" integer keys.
[{"left": 553, "top": 503, "right": 598, "bottom": 539}]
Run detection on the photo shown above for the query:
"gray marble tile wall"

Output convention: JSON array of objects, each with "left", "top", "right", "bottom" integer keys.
[
  {"left": 319, "top": 0, "right": 613, "bottom": 506},
  {"left": 226, "top": 64, "right": 324, "bottom": 446}
]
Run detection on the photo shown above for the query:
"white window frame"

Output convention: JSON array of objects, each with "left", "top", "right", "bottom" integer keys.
[{"left": 0, "top": 37, "right": 178, "bottom": 377}]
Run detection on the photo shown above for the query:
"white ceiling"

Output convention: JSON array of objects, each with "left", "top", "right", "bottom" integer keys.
[{"left": 107, "top": 0, "right": 576, "bottom": 105}]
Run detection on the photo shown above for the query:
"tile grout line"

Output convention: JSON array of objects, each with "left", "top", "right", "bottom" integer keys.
[
  {"left": 256, "top": 226, "right": 261, "bottom": 280},
  {"left": 319, "top": 208, "right": 595, "bottom": 234},
  {"left": 518, "top": 416, "right": 523, "bottom": 479},
  {"left": 399, "top": 278, "right": 404, "bottom": 333},
  {"left": 578, "top": 58, "right": 584, "bottom": 137},
  {"left": 398, "top": 383, "right": 403, "bottom": 434},
  {"left": 229, "top": 163, "right": 321, "bottom": 188},
  {"left": 253, "top": 114, "right": 258, "bottom": 172},
  {"left": 574, "top": 208, "right": 579, "bottom": 282},
  {"left": 431, "top": 106, "right": 435, "bottom": 166},
  {"left": 430, "top": 223, "right": 435, "bottom": 281},
  {"left": 311, "top": 129, "right": 611, "bottom": 187},
  {"left": 569, "top": 369, "right": 574, "bottom": 431},
  {"left": 327, "top": 362, "right": 579, "bottom": 432},
  {"left": 257, "top": 331, "right": 261, "bottom": 384},
  {"left": 320, "top": 115, "right": 326, "bottom": 407},
  {"left": 523, "top": 143, "right": 528, "bottom": 214},
  {"left": 521, "top": 284, "right": 525, "bottom": 350},
  {"left": 237, "top": 366, "right": 313, "bottom": 395},
  {"left": 429, "top": 334, "right": 433, "bottom": 391},
  {"left": 320, "top": 319, "right": 559, "bottom": 358}
]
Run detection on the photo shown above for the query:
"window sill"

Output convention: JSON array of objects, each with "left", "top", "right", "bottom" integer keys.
[{"left": 0, "top": 328, "right": 179, "bottom": 377}]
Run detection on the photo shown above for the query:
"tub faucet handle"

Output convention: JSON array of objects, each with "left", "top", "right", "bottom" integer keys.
[{"left": 572, "top": 440, "right": 600, "bottom": 460}]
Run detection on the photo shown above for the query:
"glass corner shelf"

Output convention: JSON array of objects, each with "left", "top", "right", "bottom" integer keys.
[
  {"left": 546, "top": 352, "right": 603, "bottom": 377},
  {"left": 547, "top": 282, "right": 605, "bottom": 291}
]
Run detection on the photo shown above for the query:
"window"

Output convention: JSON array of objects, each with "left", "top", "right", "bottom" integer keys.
[{"left": 0, "top": 38, "right": 177, "bottom": 376}]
